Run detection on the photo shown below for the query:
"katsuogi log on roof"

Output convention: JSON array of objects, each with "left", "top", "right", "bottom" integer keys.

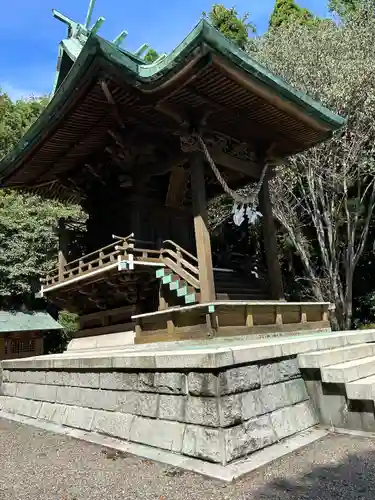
[{"left": 0, "top": 19, "right": 344, "bottom": 203}]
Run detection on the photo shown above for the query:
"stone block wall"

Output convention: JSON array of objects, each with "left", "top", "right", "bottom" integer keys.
[{"left": 0, "top": 356, "right": 317, "bottom": 465}]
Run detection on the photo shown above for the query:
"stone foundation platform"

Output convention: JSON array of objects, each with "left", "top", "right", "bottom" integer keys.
[{"left": 1, "top": 330, "right": 375, "bottom": 478}]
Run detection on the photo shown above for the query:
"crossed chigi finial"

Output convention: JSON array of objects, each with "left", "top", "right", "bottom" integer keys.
[{"left": 52, "top": 0, "right": 165, "bottom": 61}]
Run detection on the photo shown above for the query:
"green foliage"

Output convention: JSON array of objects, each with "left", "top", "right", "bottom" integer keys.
[
  {"left": 0, "top": 92, "right": 48, "bottom": 157},
  {"left": 328, "top": 0, "right": 364, "bottom": 19},
  {"left": 0, "top": 91, "right": 83, "bottom": 300},
  {"left": 58, "top": 310, "right": 79, "bottom": 335},
  {"left": 247, "top": 5, "right": 375, "bottom": 329},
  {"left": 0, "top": 189, "right": 82, "bottom": 297},
  {"left": 269, "top": 0, "right": 318, "bottom": 28},
  {"left": 203, "top": 4, "right": 255, "bottom": 49},
  {"left": 44, "top": 310, "right": 78, "bottom": 354},
  {"left": 143, "top": 48, "right": 159, "bottom": 63}
]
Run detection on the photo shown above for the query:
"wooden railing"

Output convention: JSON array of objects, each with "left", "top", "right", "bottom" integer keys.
[
  {"left": 161, "top": 240, "right": 200, "bottom": 289},
  {"left": 42, "top": 236, "right": 201, "bottom": 291},
  {"left": 43, "top": 234, "right": 134, "bottom": 288}
]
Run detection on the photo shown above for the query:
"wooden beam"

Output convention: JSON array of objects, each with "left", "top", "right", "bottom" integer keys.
[
  {"left": 259, "top": 172, "right": 284, "bottom": 300},
  {"left": 140, "top": 153, "right": 188, "bottom": 179},
  {"left": 165, "top": 166, "right": 189, "bottom": 207},
  {"left": 210, "top": 149, "right": 262, "bottom": 179},
  {"left": 100, "top": 80, "right": 124, "bottom": 129},
  {"left": 79, "top": 304, "right": 136, "bottom": 324},
  {"left": 190, "top": 152, "right": 216, "bottom": 302}
]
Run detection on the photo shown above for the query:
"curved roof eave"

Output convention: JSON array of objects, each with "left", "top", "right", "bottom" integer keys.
[{"left": 0, "top": 19, "right": 345, "bottom": 183}]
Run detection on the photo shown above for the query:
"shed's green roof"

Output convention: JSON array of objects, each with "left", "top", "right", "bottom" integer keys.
[
  {"left": 0, "top": 311, "right": 62, "bottom": 333},
  {"left": 0, "top": 19, "right": 345, "bottom": 188}
]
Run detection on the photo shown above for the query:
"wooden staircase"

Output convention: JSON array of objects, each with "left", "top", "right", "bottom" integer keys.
[
  {"left": 214, "top": 269, "right": 268, "bottom": 301},
  {"left": 156, "top": 241, "right": 268, "bottom": 305}
]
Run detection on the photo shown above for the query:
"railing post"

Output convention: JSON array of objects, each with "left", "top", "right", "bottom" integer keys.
[
  {"left": 176, "top": 248, "right": 182, "bottom": 268},
  {"left": 58, "top": 218, "right": 68, "bottom": 281}
]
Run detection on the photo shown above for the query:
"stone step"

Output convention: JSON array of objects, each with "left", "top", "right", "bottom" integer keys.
[
  {"left": 298, "top": 343, "right": 375, "bottom": 369},
  {"left": 321, "top": 355, "right": 375, "bottom": 383},
  {"left": 345, "top": 374, "right": 375, "bottom": 401}
]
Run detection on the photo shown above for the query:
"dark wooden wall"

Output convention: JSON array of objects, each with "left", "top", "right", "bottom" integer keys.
[{"left": 83, "top": 191, "right": 195, "bottom": 253}]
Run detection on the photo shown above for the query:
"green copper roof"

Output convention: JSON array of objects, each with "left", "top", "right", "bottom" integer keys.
[
  {"left": 0, "top": 19, "right": 345, "bottom": 186},
  {"left": 0, "top": 311, "right": 62, "bottom": 333}
]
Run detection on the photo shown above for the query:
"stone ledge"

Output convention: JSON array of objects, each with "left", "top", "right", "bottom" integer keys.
[{"left": 2, "top": 330, "right": 375, "bottom": 371}]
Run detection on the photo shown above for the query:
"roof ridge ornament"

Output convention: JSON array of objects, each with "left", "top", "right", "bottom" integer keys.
[
  {"left": 53, "top": 0, "right": 162, "bottom": 58},
  {"left": 51, "top": 1, "right": 164, "bottom": 97}
]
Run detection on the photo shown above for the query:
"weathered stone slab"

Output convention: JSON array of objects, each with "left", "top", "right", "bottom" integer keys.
[
  {"left": 63, "top": 405, "right": 94, "bottom": 431},
  {"left": 138, "top": 372, "right": 186, "bottom": 394},
  {"left": 15, "top": 383, "right": 36, "bottom": 400},
  {"left": 260, "top": 379, "right": 308, "bottom": 414},
  {"left": 224, "top": 415, "right": 276, "bottom": 463},
  {"left": 26, "top": 371, "right": 47, "bottom": 385},
  {"left": 219, "top": 365, "right": 260, "bottom": 395},
  {"left": 259, "top": 359, "right": 300, "bottom": 386},
  {"left": 155, "top": 372, "right": 186, "bottom": 394},
  {"left": 99, "top": 372, "right": 138, "bottom": 391},
  {"left": 321, "top": 356, "right": 375, "bottom": 384},
  {"left": 2, "top": 383, "right": 17, "bottom": 397},
  {"left": 38, "top": 401, "right": 68, "bottom": 425},
  {"left": 158, "top": 395, "right": 186, "bottom": 421},
  {"left": 130, "top": 416, "right": 185, "bottom": 452},
  {"left": 55, "top": 386, "right": 83, "bottom": 406},
  {"left": 135, "top": 393, "right": 159, "bottom": 418},
  {"left": 114, "top": 391, "right": 139, "bottom": 414},
  {"left": 18, "top": 398, "right": 42, "bottom": 419},
  {"left": 69, "top": 372, "right": 100, "bottom": 388},
  {"left": 55, "top": 386, "right": 119, "bottom": 411},
  {"left": 7, "top": 371, "right": 45, "bottom": 385},
  {"left": 33, "top": 384, "right": 57, "bottom": 403},
  {"left": 285, "top": 379, "right": 309, "bottom": 405},
  {"left": 187, "top": 372, "right": 218, "bottom": 396},
  {"left": 38, "top": 402, "right": 56, "bottom": 421},
  {"left": 185, "top": 396, "right": 219, "bottom": 427},
  {"left": 0, "top": 396, "right": 14, "bottom": 413},
  {"left": 44, "top": 371, "right": 100, "bottom": 388},
  {"left": 270, "top": 401, "right": 318, "bottom": 440},
  {"left": 0, "top": 395, "right": 8, "bottom": 410},
  {"left": 182, "top": 424, "right": 223, "bottom": 463},
  {"left": 92, "top": 410, "right": 134, "bottom": 440},
  {"left": 50, "top": 403, "right": 68, "bottom": 425},
  {"left": 2, "top": 370, "right": 10, "bottom": 382},
  {"left": 220, "top": 390, "right": 263, "bottom": 427},
  {"left": 45, "top": 371, "right": 70, "bottom": 386}
]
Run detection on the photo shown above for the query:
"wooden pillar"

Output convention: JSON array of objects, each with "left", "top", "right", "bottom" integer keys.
[
  {"left": 58, "top": 218, "right": 68, "bottom": 281},
  {"left": 190, "top": 153, "right": 216, "bottom": 302},
  {"left": 259, "top": 172, "right": 284, "bottom": 300}
]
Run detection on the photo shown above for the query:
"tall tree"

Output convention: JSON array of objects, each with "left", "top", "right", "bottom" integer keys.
[
  {"left": 247, "top": 3, "right": 375, "bottom": 330},
  {"left": 328, "top": 0, "right": 364, "bottom": 19},
  {"left": 0, "top": 91, "right": 82, "bottom": 303},
  {"left": 269, "top": 0, "right": 317, "bottom": 28},
  {"left": 144, "top": 48, "right": 159, "bottom": 63},
  {"left": 203, "top": 4, "right": 255, "bottom": 49}
]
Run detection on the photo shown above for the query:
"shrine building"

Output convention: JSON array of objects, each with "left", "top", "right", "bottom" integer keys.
[
  {"left": 0, "top": 7, "right": 344, "bottom": 344},
  {"left": 8, "top": 4, "right": 375, "bottom": 481}
]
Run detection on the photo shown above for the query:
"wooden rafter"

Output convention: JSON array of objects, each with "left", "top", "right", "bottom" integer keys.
[{"left": 100, "top": 80, "right": 124, "bottom": 129}]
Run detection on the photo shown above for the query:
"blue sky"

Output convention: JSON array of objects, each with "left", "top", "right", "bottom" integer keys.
[{"left": 0, "top": 0, "right": 330, "bottom": 100}]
